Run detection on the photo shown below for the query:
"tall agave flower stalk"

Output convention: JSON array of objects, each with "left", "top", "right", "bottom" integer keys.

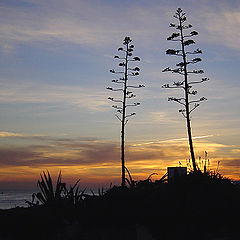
[
  {"left": 162, "top": 8, "right": 209, "bottom": 172},
  {"left": 107, "top": 36, "right": 144, "bottom": 187}
]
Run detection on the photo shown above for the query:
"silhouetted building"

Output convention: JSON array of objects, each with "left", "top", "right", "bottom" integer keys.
[{"left": 168, "top": 167, "right": 187, "bottom": 183}]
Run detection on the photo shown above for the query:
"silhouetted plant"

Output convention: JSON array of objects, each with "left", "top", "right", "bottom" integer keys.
[
  {"left": 162, "top": 8, "right": 209, "bottom": 172},
  {"left": 125, "top": 166, "right": 137, "bottom": 188},
  {"left": 154, "top": 172, "right": 168, "bottom": 184},
  {"left": 35, "top": 171, "right": 66, "bottom": 205},
  {"left": 27, "top": 171, "right": 84, "bottom": 207},
  {"left": 90, "top": 187, "right": 106, "bottom": 197},
  {"left": 186, "top": 168, "right": 232, "bottom": 186},
  {"left": 124, "top": 166, "right": 166, "bottom": 189},
  {"left": 65, "top": 179, "right": 86, "bottom": 206},
  {"left": 185, "top": 151, "right": 210, "bottom": 174},
  {"left": 183, "top": 152, "right": 232, "bottom": 186},
  {"left": 107, "top": 36, "right": 144, "bottom": 187}
]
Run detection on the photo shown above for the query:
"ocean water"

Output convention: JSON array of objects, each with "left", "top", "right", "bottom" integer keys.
[
  {"left": 0, "top": 190, "right": 34, "bottom": 209},
  {"left": 0, "top": 189, "right": 96, "bottom": 209}
]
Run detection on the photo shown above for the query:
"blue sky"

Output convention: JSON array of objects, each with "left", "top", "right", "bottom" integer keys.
[{"left": 0, "top": 0, "right": 239, "bottom": 189}]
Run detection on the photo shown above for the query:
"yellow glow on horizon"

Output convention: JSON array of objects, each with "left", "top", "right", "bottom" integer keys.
[{"left": 0, "top": 139, "right": 239, "bottom": 189}]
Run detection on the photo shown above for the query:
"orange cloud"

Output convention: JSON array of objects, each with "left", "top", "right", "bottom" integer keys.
[
  {"left": 0, "top": 131, "right": 23, "bottom": 137},
  {"left": 0, "top": 138, "right": 239, "bottom": 190}
]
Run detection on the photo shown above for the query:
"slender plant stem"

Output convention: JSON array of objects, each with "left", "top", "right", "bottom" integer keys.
[
  {"left": 121, "top": 42, "right": 129, "bottom": 187},
  {"left": 179, "top": 13, "right": 197, "bottom": 172}
]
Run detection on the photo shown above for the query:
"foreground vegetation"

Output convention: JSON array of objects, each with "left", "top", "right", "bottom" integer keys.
[{"left": 0, "top": 169, "right": 239, "bottom": 240}]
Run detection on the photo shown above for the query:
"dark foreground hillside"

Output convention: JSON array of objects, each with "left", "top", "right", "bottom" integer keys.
[{"left": 0, "top": 173, "right": 239, "bottom": 240}]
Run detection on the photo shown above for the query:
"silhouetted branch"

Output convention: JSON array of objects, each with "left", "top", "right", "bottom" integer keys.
[
  {"left": 114, "top": 55, "right": 125, "bottom": 60},
  {"left": 115, "top": 114, "right": 122, "bottom": 122},
  {"left": 127, "top": 71, "right": 140, "bottom": 76},
  {"left": 189, "top": 78, "right": 209, "bottom": 84},
  {"left": 108, "top": 97, "right": 123, "bottom": 103},
  {"left": 186, "top": 48, "right": 202, "bottom": 54},
  {"left": 112, "top": 79, "right": 125, "bottom": 84},
  {"left": 126, "top": 102, "right": 140, "bottom": 107},
  {"left": 127, "top": 84, "right": 145, "bottom": 88},
  {"left": 179, "top": 109, "right": 187, "bottom": 118},
  {"left": 106, "top": 87, "right": 123, "bottom": 92},
  {"left": 167, "top": 32, "right": 181, "bottom": 41},
  {"left": 189, "top": 97, "right": 207, "bottom": 104},
  {"left": 189, "top": 103, "right": 200, "bottom": 114},
  {"left": 173, "top": 81, "right": 184, "bottom": 87},
  {"left": 162, "top": 83, "right": 184, "bottom": 89},
  {"left": 184, "top": 31, "right": 198, "bottom": 38},
  {"left": 112, "top": 105, "right": 122, "bottom": 110},
  {"left": 187, "top": 70, "right": 204, "bottom": 74},
  {"left": 168, "top": 97, "right": 186, "bottom": 106},
  {"left": 162, "top": 67, "right": 184, "bottom": 75},
  {"left": 128, "top": 67, "right": 140, "bottom": 71},
  {"left": 166, "top": 49, "right": 183, "bottom": 56},
  {"left": 190, "top": 58, "right": 202, "bottom": 64},
  {"left": 110, "top": 69, "right": 124, "bottom": 74},
  {"left": 188, "top": 90, "right": 197, "bottom": 95},
  {"left": 125, "top": 113, "right": 136, "bottom": 118},
  {"left": 183, "top": 39, "right": 195, "bottom": 46},
  {"left": 126, "top": 93, "right": 136, "bottom": 98}
]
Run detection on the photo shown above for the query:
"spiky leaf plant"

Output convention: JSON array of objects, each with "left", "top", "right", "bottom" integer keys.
[
  {"left": 35, "top": 171, "right": 66, "bottom": 205},
  {"left": 65, "top": 180, "right": 86, "bottom": 206}
]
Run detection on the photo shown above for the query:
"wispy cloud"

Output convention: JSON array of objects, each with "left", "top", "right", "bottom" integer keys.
[
  {"left": 132, "top": 135, "right": 214, "bottom": 146},
  {"left": 0, "top": 131, "right": 99, "bottom": 144},
  {"left": 222, "top": 159, "right": 240, "bottom": 167},
  {"left": 0, "top": 136, "right": 235, "bottom": 169},
  {"left": 148, "top": 111, "right": 180, "bottom": 124},
  {"left": 200, "top": 9, "right": 240, "bottom": 50},
  {"left": 0, "top": 80, "right": 108, "bottom": 112},
  {"left": 1, "top": 0, "right": 239, "bottom": 51},
  {"left": 0, "top": 131, "right": 24, "bottom": 138},
  {"left": 0, "top": 1, "right": 167, "bottom": 50}
]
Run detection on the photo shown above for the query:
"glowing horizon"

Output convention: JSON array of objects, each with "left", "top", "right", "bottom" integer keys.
[{"left": 0, "top": 135, "right": 239, "bottom": 190}]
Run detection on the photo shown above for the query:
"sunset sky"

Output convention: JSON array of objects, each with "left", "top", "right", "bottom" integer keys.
[{"left": 0, "top": 0, "right": 239, "bottom": 190}]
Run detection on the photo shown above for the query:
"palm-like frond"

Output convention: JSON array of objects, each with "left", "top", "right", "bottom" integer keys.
[
  {"left": 125, "top": 166, "right": 136, "bottom": 187},
  {"left": 28, "top": 171, "right": 87, "bottom": 207},
  {"left": 36, "top": 171, "right": 65, "bottom": 205},
  {"left": 64, "top": 179, "right": 87, "bottom": 205}
]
